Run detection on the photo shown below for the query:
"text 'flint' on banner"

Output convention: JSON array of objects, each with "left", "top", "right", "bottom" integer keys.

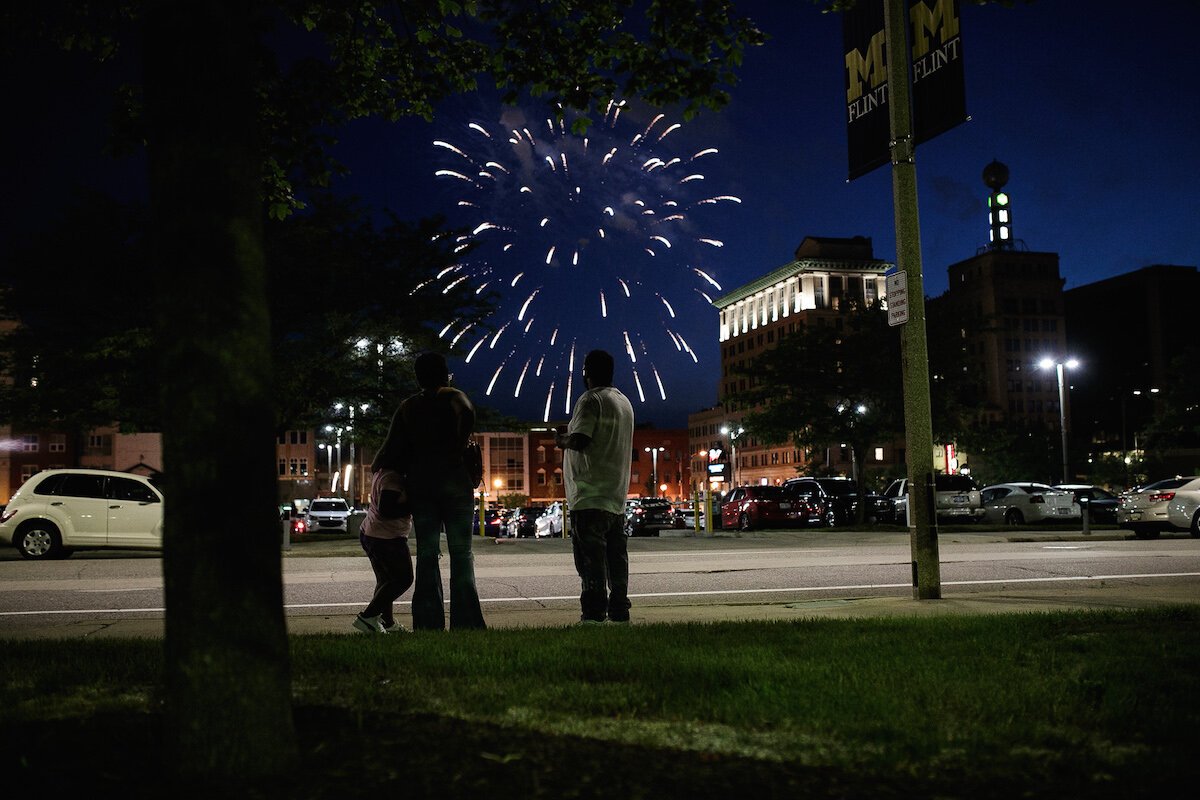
[{"left": 843, "top": 0, "right": 968, "bottom": 180}]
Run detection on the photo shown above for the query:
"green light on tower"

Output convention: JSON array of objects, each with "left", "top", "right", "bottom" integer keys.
[{"left": 995, "top": 192, "right": 1009, "bottom": 206}]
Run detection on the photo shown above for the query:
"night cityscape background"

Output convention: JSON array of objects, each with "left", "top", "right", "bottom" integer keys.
[{"left": 3, "top": 1, "right": 1198, "bottom": 429}]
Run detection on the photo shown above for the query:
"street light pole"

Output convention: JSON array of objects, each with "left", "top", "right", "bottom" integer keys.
[
  {"left": 719, "top": 425, "right": 743, "bottom": 487},
  {"left": 645, "top": 446, "right": 664, "bottom": 497},
  {"left": 1039, "top": 357, "right": 1079, "bottom": 484}
]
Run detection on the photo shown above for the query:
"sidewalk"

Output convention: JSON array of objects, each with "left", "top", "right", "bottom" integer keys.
[{"left": 13, "top": 580, "right": 1196, "bottom": 641}]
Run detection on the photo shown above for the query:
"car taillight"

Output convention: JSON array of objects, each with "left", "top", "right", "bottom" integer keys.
[
  {"left": 1149, "top": 491, "right": 1176, "bottom": 503},
  {"left": 1029, "top": 495, "right": 1045, "bottom": 503}
]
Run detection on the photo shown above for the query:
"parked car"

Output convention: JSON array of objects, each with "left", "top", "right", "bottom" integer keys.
[
  {"left": 474, "top": 507, "right": 510, "bottom": 537},
  {"left": 282, "top": 509, "right": 309, "bottom": 536},
  {"left": 1165, "top": 477, "right": 1200, "bottom": 537},
  {"left": 781, "top": 478, "right": 842, "bottom": 527},
  {"left": 720, "top": 485, "right": 815, "bottom": 531},
  {"left": 0, "top": 468, "right": 164, "bottom": 560},
  {"left": 980, "top": 483, "right": 1080, "bottom": 525},
  {"left": 506, "top": 506, "right": 541, "bottom": 538},
  {"left": 1118, "top": 476, "right": 1200, "bottom": 538},
  {"left": 883, "top": 474, "right": 984, "bottom": 524},
  {"left": 1054, "top": 484, "right": 1121, "bottom": 524},
  {"left": 782, "top": 477, "right": 891, "bottom": 526},
  {"left": 536, "top": 502, "right": 564, "bottom": 538},
  {"left": 673, "top": 504, "right": 706, "bottom": 530},
  {"left": 305, "top": 497, "right": 353, "bottom": 533},
  {"left": 624, "top": 497, "right": 676, "bottom": 536}
]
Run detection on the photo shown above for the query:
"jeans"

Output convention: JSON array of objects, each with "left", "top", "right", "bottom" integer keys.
[
  {"left": 570, "top": 508, "right": 630, "bottom": 622},
  {"left": 409, "top": 466, "right": 486, "bottom": 631},
  {"left": 359, "top": 533, "right": 414, "bottom": 627}
]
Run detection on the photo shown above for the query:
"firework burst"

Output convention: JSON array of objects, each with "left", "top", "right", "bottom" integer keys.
[{"left": 430, "top": 101, "right": 738, "bottom": 421}]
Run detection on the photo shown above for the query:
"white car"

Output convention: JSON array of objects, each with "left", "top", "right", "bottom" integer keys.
[
  {"left": 674, "top": 504, "right": 706, "bottom": 529},
  {"left": 535, "top": 502, "right": 564, "bottom": 538},
  {"left": 1119, "top": 476, "right": 1200, "bottom": 538},
  {"left": 305, "top": 497, "right": 352, "bottom": 532},
  {"left": 1166, "top": 477, "right": 1200, "bottom": 537},
  {"left": 980, "top": 482, "right": 1080, "bottom": 525},
  {"left": 0, "top": 468, "right": 164, "bottom": 560},
  {"left": 884, "top": 474, "right": 984, "bottom": 524}
]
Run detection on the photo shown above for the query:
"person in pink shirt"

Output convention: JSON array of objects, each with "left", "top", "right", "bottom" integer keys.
[{"left": 353, "top": 466, "right": 414, "bottom": 634}]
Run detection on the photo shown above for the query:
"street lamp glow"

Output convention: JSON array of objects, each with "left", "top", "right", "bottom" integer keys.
[{"left": 1038, "top": 357, "right": 1080, "bottom": 483}]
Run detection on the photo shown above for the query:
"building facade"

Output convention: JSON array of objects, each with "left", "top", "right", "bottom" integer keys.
[
  {"left": 691, "top": 236, "right": 897, "bottom": 492},
  {"left": 479, "top": 426, "right": 692, "bottom": 508},
  {"left": 1065, "top": 264, "right": 1200, "bottom": 474}
]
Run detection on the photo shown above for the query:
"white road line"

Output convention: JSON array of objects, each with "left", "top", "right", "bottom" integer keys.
[{"left": 1, "top": 571, "right": 1198, "bottom": 617}]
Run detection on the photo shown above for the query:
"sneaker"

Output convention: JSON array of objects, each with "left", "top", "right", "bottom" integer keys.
[
  {"left": 607, "top": 618, "right": 631, "bottom": 626},
  {"left": 381, "top": 619, "right": 408, "bottom": 634},
  {"left": 577, "top": 618, "right": 604, "bottom": 626},
  {"left": 353, "top": 613, "right": 387, "bottom": 634}
]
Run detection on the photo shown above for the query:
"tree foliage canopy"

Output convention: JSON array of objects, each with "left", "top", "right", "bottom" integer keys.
[
  {"left": 734, "top": 303, "right": 904, "bottom": 472},
  {"left": 0, "top": 192, "right": 491, "bottom": 442}
]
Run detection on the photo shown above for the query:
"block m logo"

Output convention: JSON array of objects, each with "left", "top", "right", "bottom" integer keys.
[
  {"left": 910, "top": 0, "right": 960, "bottom": 59},
  {"left": 845, "top": 29, "right": 887, "bottom": 103}
]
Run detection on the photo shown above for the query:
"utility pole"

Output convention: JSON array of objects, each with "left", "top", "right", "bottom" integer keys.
[{"left": 884, "top": 0, "right": 940, "bottom": 600}]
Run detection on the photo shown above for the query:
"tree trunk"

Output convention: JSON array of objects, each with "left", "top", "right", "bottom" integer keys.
[{"left": 143, "top": 0, "right": 298, "bottom": 781}]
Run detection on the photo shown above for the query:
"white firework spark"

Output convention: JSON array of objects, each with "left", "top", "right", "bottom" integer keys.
[{"left": 430, "top": 102, "right": 737, "bottom": 420}]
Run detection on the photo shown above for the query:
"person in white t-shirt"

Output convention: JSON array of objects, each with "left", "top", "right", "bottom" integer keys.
[
  {"left": 555, "top": 349, "right": 635, "bottom": 624},
  {"left": 353, "top": 467, "right": 414, "bottom": 634}
]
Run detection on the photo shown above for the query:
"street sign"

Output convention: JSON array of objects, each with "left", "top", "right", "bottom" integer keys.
[{"left": 886, "top": 270, "right": 909, "bottom": 326}]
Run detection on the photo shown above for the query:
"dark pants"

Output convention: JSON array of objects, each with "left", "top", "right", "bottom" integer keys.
[
  {"left": 570, "top": 508, "right": 630, "bottom": 622},
  {"left": 409, "top": 466, "right": 487, "bottom": 631},
  {"left": 360, "top": 534, "right": 414, "bottom": 626}
]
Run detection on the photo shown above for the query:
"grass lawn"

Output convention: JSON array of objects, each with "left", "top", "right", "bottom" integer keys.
[{"left": 4, "top": 606, "right": 1198, "bottom": 798}]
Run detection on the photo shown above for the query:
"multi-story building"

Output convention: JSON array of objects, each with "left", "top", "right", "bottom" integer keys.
[
  {"left": 1, "top": 426, "right": 74, "bottom": 502},
  {"left": 478, "top": 425, "right": 692, "bottom": 508},
  {"left": 934, "top": 164, "right": 1069, "bottom": 431},
  {"left": 1065, "top": 264, "right": 1200, "bottom": 474},
  {"left": 691, "top": 235, "right": 896, "bottom": 491}
]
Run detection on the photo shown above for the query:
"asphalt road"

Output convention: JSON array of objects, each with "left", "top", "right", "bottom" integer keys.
[{"left": 1, "top": 526, "right": 1198, "bottom": 637}]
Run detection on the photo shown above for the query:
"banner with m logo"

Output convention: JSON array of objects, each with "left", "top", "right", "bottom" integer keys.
[{"left": 843, "top": 0, "right": 967, "bottom": 180}]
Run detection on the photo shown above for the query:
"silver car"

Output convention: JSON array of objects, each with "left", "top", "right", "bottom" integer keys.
[
  {"left": 305, "top": 497, "right": 352, "bottom": 532},
  {"left": 1166, "top": 477, "right": 1200, "bottom": 537},
  {"left": 980, "top": 482, "right": 1080, "bottom": 525},
  {"left": 1118, "top": 476, "right": 1200, "bottom": 539}
]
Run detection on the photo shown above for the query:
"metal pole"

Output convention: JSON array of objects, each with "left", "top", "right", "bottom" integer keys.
[
  {"left": 885, "top": 0, "right": 940, "bottom": 599},
  {"left": 1056, "top": 362, "right": 1069, "bottom": 483}
]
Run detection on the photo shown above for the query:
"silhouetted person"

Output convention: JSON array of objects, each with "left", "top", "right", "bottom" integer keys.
[
  {"left": 353, "top": 466, "right": 413, "bottom": 634},
  {"left": 555, "top": 349, "right": 634, "bottom": 624},
  {"left": 373, "top": 352, "right": 485, "bottom": 630}
]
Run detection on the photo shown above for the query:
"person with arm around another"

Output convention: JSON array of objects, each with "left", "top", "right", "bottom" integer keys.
[{"left": 373, "top": 352, "right": 486, "bottom": 631}]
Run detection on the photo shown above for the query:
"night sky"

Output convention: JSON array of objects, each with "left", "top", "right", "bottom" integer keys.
[{"left": 4, "top": 1, "right": 1197, "bottom": 429}]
